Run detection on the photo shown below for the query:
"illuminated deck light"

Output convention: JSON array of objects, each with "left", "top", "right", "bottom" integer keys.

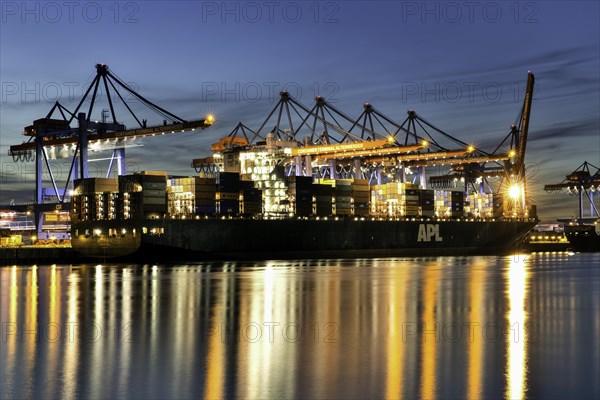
[{"left": 509, "top": 184, "right": 521, "bottom": 200}]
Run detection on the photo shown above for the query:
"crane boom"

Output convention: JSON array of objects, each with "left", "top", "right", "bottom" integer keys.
[
  {"left": 311, "top": 143, "right": 425, "bottom": 161},
  {"left": 517, "top": 72, "right": 535, "bottom": 178},
  {"left": 9, "top": 119, "right": 211, "bottom": 157},
  {"left": 290, "top": 139, "right": 391, "bottom": 156}
]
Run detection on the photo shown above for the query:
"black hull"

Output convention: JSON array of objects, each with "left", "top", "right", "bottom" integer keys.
[
  {"left": 72, "top": 218, "right": 536, "bottom": 260},
  {"left": 132, "top": 219, "right": 535, "bottom": 260},
  {"left": 565, "top": 224, "right": 600, "bottom": 252}
]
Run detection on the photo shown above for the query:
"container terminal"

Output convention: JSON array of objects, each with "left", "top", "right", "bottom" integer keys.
[
  {"left": 543, "top": 161, "right": 600, "bottom": 252},
  {"left": 1, "top": 65, "right": 541, "bottom": 260}
]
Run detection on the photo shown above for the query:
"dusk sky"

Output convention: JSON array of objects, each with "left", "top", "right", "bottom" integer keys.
[{"left": 1, "top": 1, "right": 598, "bottom": 222}]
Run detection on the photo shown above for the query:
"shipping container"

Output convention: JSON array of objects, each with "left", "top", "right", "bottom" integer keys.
[
  {"left": 195, "top": 205, "right": 216, "bottom": 214},
  {"left": 218, "top": 199, "right": 239, "bottom": 214},
  {"left": 218, "top": 192, "right": 239, "bottom": 201}
]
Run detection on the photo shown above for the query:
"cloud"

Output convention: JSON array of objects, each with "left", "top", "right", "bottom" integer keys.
[{"left": 529, "top": 118, "right": 600, "bottom": 142}]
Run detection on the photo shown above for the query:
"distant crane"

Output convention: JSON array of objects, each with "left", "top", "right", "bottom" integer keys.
[{"left": 544, "top": 161, "right": 600, "bottom": 221}]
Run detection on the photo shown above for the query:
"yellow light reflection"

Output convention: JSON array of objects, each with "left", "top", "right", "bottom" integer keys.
[
  {"left": 90, "top": 265, "right": 104, "bottom": 399},
  {"left": 467, "top": 261, "right": 487, "bottom": 400},
  {"left": 10, "top": 265, "right": 18, "bottom": 328},
  {"left": 46, "top": 265, "right": 60, "bottom": 396},
  {"left": 505, "top": 255, "right": 530, "bottom": 400},
  {"left": 63, "top": 270, "right": 79, "bottom": 399},
  {"left": 420, "top": 264, "right": 441, "bottom": 399},
  {"left": 385, "top": 266, "right": 409, "bottom": 399},
  {"left": 244, "top": 262, "right": 288, "bottom": 398},
  {"left": 24, "top": 265, "right": 38, "bottom": 393},
  {"left": 149, "top": 265, "right": 159, "bottom": 389},
  {"left": 118, "top": 268, "right": 133, "bottom": 396},
  {"left": 5, "top": 266, "right": 18, "bottom": 390},
  {"left": 204, "top": 277, "right": 225, "bottom": 400}
]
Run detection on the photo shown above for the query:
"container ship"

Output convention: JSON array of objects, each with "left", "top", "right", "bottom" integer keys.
[
  {"left": 66, "top": 71, "right": 538, "bottom": 260},
  {"left": 70, "top": 127, "right": 537, "bottom": 259},
  {"left": 69, "top": 172, "right": 536, "bottom": 259},
  {"left": 2, "top": 65, "right": 537, "bottom": 260}
]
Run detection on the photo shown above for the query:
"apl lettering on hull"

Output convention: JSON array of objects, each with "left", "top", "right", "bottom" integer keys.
[{"left": 417, "top": 224, "right": 443, "bottom": 242}]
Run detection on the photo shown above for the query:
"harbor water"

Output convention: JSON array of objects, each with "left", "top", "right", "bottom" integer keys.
[{"left": 1, "top": 253, "right": 599, "bottom": 399}]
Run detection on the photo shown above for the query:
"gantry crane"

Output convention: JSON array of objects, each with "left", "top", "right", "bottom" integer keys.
[
  {"left": 201, "top": 72, "right": 533, "bottom": 192},
  {"left": 544, "top": 161, "right": 600, "bottom": 221},
  {"left": 7, "top": 64, "right": 213, "bottom": 235}
]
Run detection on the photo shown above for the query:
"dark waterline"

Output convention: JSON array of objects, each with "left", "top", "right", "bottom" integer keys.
[{"left": 1, "top": 253, "right": 599, "bottom": 399}]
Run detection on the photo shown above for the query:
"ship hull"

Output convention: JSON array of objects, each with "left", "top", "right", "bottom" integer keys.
[
  {"left": 70, "top": 218, "right": 537, "bottom": 260},
  {"left": 72, "top": 219, "right": 536, "bottom": 260},
  {"left": 71, "top": 220, "right": 142, "bottom": 258},
  {"left": 565, "top": 223, "right": 600, "bottom": 252}
]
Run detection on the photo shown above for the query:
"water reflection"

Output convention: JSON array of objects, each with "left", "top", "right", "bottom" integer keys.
[
  {"left": 505, "top": 256, "right": 530, "bottom": 400},
  {"left": 1, "top": 254, "right": 598, "bottom": 399},
  {"left": 420, "top": 262, "right": 441, "bottom": 399},
  {"left": 467, "top": 259, "right": 487, "bottom": 400}
]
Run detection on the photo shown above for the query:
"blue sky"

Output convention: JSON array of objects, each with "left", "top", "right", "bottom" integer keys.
[{"left": 1, "top": 1, "right": 599, "bottom": 222}]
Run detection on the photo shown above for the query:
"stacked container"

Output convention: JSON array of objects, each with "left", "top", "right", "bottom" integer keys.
[
  {"left": 167, "top": 177, "right": 218, "bottom": 217},
  {"left": 167, "top": 177, "right": 193, "bottom": 217},
  {"left": 450, "top": 191, "right": 464, "bottom": 218},
  {"left": 371, "top": 182, "right": 417, "bottom": 217},
  {"left": 464, "top": 192, "right": 494, "bottom": 218},
  {"left": 76, "top": 177, "right": 118, "bottom": 194},
  {"left": 118, "top": 172, "right": 167, "bottom": 218},
  {"left": 351, "top": 179, "right": 370, "bottom": 216},
  {"left": 216, "top": 172, "right": 240, "bottom": 214},
  {"left": 240, "top": 180, "right": 262, "bottom": 215},
  {"left": 434, "top": 190, "right": 449, "bottom": 217},
  {"left": 370, "top": 184, "right": 388, "bottom": 215},
  {"left": 194, "top": 177, "right": 217, "bottom": 214},
  {"left": 334, "top": 179, "right": 352, "bottom": 216},
  {"left": 492, "top": 194, "right": 504, "bottom": 218},
  {"left": 402, "top": 185, "right": 421, "bottom": 217},
  {"left": 420, "top": 189, "right": 435, "bottom": 217},
  {"left": 288, "top": 176, "right": 313, "bottom": 216},
  {"left": 314, "top": 183, "right": 334, "bottom": 216},
  {"left": 434, "top": 190, "right": 462, "bottom": 218}
]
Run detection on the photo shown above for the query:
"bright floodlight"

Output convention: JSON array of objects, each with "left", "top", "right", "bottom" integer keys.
[
  {"left": 421, "top": 139, "right": 429, "bottom": 147},
  {"left": 509, "top": 184, "right": 521, "bottom": 199},
  {"left": 206, "top": 114, "right": 215, "bottom": 124}
]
